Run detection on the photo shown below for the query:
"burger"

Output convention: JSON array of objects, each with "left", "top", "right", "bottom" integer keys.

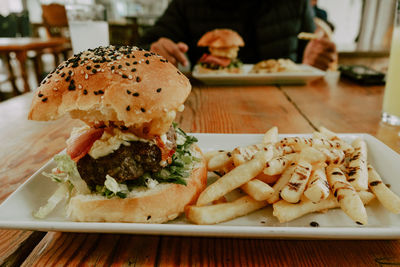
[
  {"left": 196, "top": 29, "right": 245, "bottom": 73},
  {"left": 29, "top": 45, "right": 207, "bottom": 223}
]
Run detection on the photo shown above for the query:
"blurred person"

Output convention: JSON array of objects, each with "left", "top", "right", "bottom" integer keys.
[{"left": 138, "top": 0, "right": 337, "bottom": 71}]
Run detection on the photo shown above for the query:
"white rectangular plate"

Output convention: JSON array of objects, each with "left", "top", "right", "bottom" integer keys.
[
  {"left": 192, "top": 64, "right": 325, "bottom": 85},
  {"left": 0, "top": 133, "right": 399, "bottom": 239}
]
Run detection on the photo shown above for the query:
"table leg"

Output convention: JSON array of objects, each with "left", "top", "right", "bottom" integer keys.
[
  {"left": 4, "top": 53, "right": 20, "bottom": 96},
  {"left": 15, "top": 51, "right": 30, "bottom": 93},
  {"left": 32, "top": 51, "right": 43, "bottom": 85}
]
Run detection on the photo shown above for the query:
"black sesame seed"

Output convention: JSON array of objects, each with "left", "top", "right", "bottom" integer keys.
[
  {"left": 83, "top": 89, "right": 88, "bottom": 95},
  {"left": 56, "top": 71, "right": 60, "bottom": 74},
  {"left": 42, "top": 97, "right": 48, "bottom": 102},
  {"left": 156, "top": 88, "right": 162, "bottom": 93},
  {"left": 126, "top": 105, "right": 130, "bottom": 111},
  {"left": 72, "top": 63, "right": 79, "bottom": 68},
  {"left": 60, "top": 73, "right": 65, "bottom": 77},
  {"left": 160, "top": 59, "right": 165, "bottom": 62},
  {"left": 66, "top": 76, "right": 71, "bottom": 82},
  {"left": 136, "top": 77, "right": 141, "bottom": 82},
  {"left": 127, "top": 55, "right": 130, "bottom": 58},
  {"left": 118, "top": 65, "right": 122, "bottom": 69},
  {"left": 125, "top": 62, "right": 130, "bottom": 66},
  {"left": 126, "top": 90, "right": 131, "bottom": 94},
  {"left": 133, "top": 92, "right": 139, "bottom": 97},
  {"left": 86, "top": 66, "right": 91, "bottom": 70},
  {"left": 98, "top": 90, "right": 104, "bottom": 94},
  {"left": 144, "top": 53, "right": 150, "bottom": 57},
  {"left": 38, "top": 93, "right": 43, "bottom": 97},
  {"left": 141, "top": 108, "right": 146, "bottom": 112},
  {"left": 47, "top": 74, "right": 52, "bottom": 79},
  {"left": 310, "top": 221, "right": 319, "bottom": 227},
  {"left": 133, "top": 61, "right": 137, "bottom": 65},
  {"left": 68, "top": 70, "right": 72, "bottom": 75},
  {"left": 94, "top": 64, "right": 100, "bottom": 68},
  {"left": 94, "top": 91, "right": 98, "bottom": 95},
  {"left": 120, "top": 125, "right": 128, "bottom": 130},
  {"left": 92, "top": 69, "right": 97, "bottom": 74},
  {"left": 145, "top": 60, "right": 149, "bottom": 64},
  {"left": 122, "top": 74, "right": 128, "bottom": 79},
  {"left": 131, "top": 68, "right": 136, "bottom": 72},
  {"left": 111, "top": 66, "right": 115, "bottom": 70},
  {"left": 68, "top": 84, "right": 76, "bottom": 91},
  {"left": 356, "top": 221, "right": 363, "bottom": 225},
  {"left": 147, "top": 215, "right": 151, "bottom": 220},
  {"left": 131, "top": 55, "right": 135, "bottom": 58}
]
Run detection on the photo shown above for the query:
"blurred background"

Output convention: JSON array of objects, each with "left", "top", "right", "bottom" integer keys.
[{"left": 0, "top": 0, "right": 396, "bottom": 100}]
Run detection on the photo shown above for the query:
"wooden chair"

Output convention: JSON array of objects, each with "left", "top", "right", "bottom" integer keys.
[{"left": 41, "top": 3, "right": 72, "bottom": 65}]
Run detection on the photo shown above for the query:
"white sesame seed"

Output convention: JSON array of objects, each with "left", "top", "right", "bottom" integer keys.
[
  {"left": 80, "top": 70, "right": 84, "bottom": 74},
  {"left": 78, "top": 84, "right": 82, "bottom": 89},
  {"left": 101, "top": 69, "right": 104, "bottom": 72},
  {"left": 53, "top": 88, "right": 58, "bottom": 91},
  {"left": 71, "top": 72, "right": 74, "bottom": 76},
  {"left": 118, "top": 71, "right": 122, "bottom": 75},
  {"left": 128, "top": 75, "right": 132, "bottom": 79},
  {"left": 111, "top": 70, "right": 115, "bottom": 74},
  {"left": 123, "top": 67, "right": 127, "bottom": 71},
  {"left": 85, "top": 74, "right": 89, "bottom": 79}
]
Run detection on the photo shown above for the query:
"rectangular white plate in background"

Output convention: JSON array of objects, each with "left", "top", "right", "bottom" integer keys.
[
  {"left": 192, "top": 64, "right": 325, "bottom": 85},
  {"left": 0, "top": 133, "right": 399, "bottom": 239}
]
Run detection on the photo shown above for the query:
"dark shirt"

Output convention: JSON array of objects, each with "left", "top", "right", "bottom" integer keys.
[{"left": 139, "top": 0, "right": 315, "bottom": 65}]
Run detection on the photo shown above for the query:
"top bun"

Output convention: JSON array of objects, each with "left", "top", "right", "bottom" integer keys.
[
  {"left": 28, "top": 46, "right": 191, "bottom": 136},
  {"left": 197, "top": 29, "right": 245, "bottom": 48}
]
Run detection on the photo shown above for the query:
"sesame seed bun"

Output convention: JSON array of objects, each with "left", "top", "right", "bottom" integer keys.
[
  {"left": 28, "top": 46, "right": 191, "bottom": 136},
  {"left": 197, "top": 29, "right": 245, "bottom": 48}
]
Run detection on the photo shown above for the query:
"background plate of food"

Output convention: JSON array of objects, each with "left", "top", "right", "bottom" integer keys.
[{"left": 192, "top": 61, "right": 325, "bottom": 86}]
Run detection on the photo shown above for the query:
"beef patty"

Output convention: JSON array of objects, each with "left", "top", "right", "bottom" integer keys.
[{"left": 77, "top": 126, "right": 177, "bottom": 188}]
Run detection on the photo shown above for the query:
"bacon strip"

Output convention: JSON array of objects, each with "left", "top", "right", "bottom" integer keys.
[
  {"left": 66, "top": 128, "right": 104, "bottom": 162},
  {"left": 199, "top": 53, "right": 231, "bottom": 67}
]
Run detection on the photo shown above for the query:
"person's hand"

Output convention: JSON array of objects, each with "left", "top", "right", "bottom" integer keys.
[
  {"left": 302, "top": 38, "right": 337, "bottom": 71},
  {"left": 150, "top": 37, "right": 189, "bottom": 67}
]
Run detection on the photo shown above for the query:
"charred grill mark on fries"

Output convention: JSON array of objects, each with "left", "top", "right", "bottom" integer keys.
[
  {"left": 267, "top": 165, "right": 296, "bottom": 204},
  {"left": 187, "top": 196, "right": 267, "bottom": 225},
  {"left": 207, "top": 151, "right": 233, "bottom": 171},
  {"left": 304, "top": 165, "right": 330, "bottom": 203},
  {"left": 241, "top": 179, "right": 274, "bottom": 201},
  {"left": 263, "top": 153, "right": 296, "bottom": 175},
  {"left": 232, "top": 144, "right": 270, "bottom": 166},
  {"left": 368, "top": 164, "right": 400, "bottom": 214},
  {"left": 197, "top": 149, "right": 273, "bottom": 206},
  {"left": 327, "top": 166, "right": 367, "bottom": 225},
  {"left": 317, "top": 147, "right": 345, "bottom": 165},
  {"left": 347, "top": 138, "right": 368, "bottom": 191},
  {"left": 280, "top": 159, "right": 312, "bottom": 203},
  {"left": 318, "top": 127, "right": 354, "bottom": 155}
]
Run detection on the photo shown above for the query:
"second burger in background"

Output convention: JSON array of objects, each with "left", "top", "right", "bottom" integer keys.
[{"left": 196, "top": 29, "right": 244, "bottom": 73}]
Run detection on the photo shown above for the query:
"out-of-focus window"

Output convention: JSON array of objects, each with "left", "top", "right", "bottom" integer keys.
[
  {"left": 0, "top": 0, "right": 23, "bottom": 16},
  {"left": 318, "top": 0, "right": 396, "bottom": 52},
  {"left": 318, "top": 0, "right": 363, "bottom": 52}
]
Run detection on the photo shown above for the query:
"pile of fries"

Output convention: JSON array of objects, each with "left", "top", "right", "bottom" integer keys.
[
  {"left": 250, "top": 59, "right": 301, "bottom": 73},
  {"left": 186, "top": 127, "right": 400, "bottom": 225}
]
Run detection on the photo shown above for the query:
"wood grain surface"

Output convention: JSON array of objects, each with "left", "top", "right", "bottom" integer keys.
[{"left": 0, "top": 75, "right": 399, "bottom": 266}]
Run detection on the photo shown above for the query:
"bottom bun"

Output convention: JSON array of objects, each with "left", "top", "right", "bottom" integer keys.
[
  {"left": 67, "top": 145, "right": 207, "bottom": 223},
  {"left": 195, "top": 64, "right": 242, "bottom": 74}
]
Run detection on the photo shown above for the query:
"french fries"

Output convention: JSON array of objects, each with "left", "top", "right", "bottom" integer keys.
[
  {"left": 186, "top": 126, "right": 399, "bottom": 226},
  {"left": 347, "top": 138, "right": 368, "bottom": 191},
  {"left": 207, "top": 151, "right": 233, "bottom": 171},
  {"left": 187, "top": 196, "right": 267, "bottom": 225},
  {"left": 304, "top": 164, "right": 330, "bottom": 203},
  {"left": 368, "top": 164, "right": 400, "bottom": 214},
  {"left": 241, "top": 179, "right": 274, "bottom": 201},
  {"left": 263, "top": 153, "right": 296, "bottom": 175},
  {"left": 326, "top": 166, "right": 367, "bottom": 225},
  {"left": 197, "top": 149, "right": 273, "bottom": 206},
  {"left": 273, "top": 191, "right": 375, "bottom": 223}
]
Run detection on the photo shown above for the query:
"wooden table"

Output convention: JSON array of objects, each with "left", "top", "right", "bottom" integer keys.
[
  {"left": 1, "top": 75, "right": 400, "bottom": 266},
  {"left": 0, "top": 37, "right": 68, "bottom": 95}
]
